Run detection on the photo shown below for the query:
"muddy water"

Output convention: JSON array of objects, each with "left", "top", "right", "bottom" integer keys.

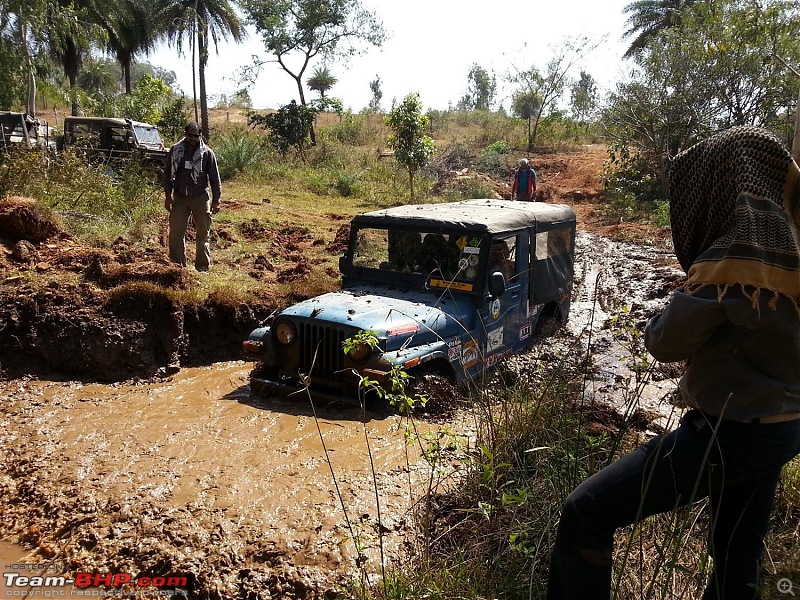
[
  {"left": 0, "top": 231, "right": 687, "bottom": 598},
  {"left": 567, "top": 232, "right": 684, "bottom": 428},
  {"left": 0, "top": 364, "right": 465, "bottom": 597}
]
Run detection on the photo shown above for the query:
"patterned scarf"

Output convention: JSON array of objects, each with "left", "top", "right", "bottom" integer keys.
[
  {"left": 669, "top": 126, "right": 800, "bottom": 312},
  {"left": 169, "top": 138, "right": 208, "bottom": 184}
]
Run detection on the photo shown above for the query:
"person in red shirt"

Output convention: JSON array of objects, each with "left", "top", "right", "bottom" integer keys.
[{"left": 511, "top": 158, "right": 537, "bottom": 201}]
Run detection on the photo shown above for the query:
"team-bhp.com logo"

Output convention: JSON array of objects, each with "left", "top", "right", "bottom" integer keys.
[{"left": 4, "top": 566, "right": 188, "bottom": 597}]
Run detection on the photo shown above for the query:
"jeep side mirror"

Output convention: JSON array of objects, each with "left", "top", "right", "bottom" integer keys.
[{"left": 489, "top": 272, "right": 506, "bottom": 298}]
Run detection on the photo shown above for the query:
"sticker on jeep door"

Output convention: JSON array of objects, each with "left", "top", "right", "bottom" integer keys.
[
  {"left": 461, "top": 340, "right": 479, "bottom": 368},
  {"left": 487, "top": 328, "right": 503, "bottom": 353},
  {"left": 448, "top": 338, "right": 462, "bottom": 361}
]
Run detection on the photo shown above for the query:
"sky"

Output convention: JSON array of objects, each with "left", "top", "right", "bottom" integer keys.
[{"left": 149, "top": 0, "right": 635, "bottom": 113}]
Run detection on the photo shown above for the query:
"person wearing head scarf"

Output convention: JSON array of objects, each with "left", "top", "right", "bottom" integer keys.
[
  {"left": 547, "top": 127, "right": 800, "bottom": 600},
  {"left": 511, "top": 157, "right": 537, "bottom": 201}
]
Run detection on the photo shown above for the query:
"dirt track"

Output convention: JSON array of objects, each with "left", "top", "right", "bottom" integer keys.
[{"left": 0, "top": 146, "right": 683, "bottom": 598}]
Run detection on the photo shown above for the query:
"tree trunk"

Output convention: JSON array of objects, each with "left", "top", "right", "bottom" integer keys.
[
  {"left": 792, "top": 86, "right": 800, "bottom": 164},
  {"left": 199, "top": 23, "right": 209, "bottom": 140},
  {"left": 18, "top": 22, "right": 36, "bottom": 116},
  {"left": 409, "top": 168, "right": 415, "bottom": 200},
  {"left": 191, "top": 16, "right": 199, "bottom": 125},
  {"left": 293, "top": 73, "right": 316, "bottom": 145},
  {"left": 123, "top": 55, "right": 132, "bottom": 94}
]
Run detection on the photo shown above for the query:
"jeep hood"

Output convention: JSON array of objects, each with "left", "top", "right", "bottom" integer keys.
[{"left": 279, "top": 287, "right": 477, "bottom": 347}]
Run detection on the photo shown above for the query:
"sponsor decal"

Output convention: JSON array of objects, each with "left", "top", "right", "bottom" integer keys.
[
  {"left": 487, "top": 327, "right": 503, "bottom": 353},
  {"left": 490, "top": 299, "right": 501, "bottom": 320},
  {"left": 520, "top": 324, "right": 532, "bottom": 340},
  {"left": 430, "top": 279, "right": 474, "bottom": 292},
  {"left": 485, "top": 348, "right": 512, "bottom": 367},
  {"left": 528, "top": 304, "right": 542, "bottom": 319},
  {"left": 461, "top": 339, "right": 479, "bottom": 368},
  {"left": 462, "top": 245, "right": 480, "bottom": 254},
  {"left": 387, "top": 323, "right": 419, "bottom": 336},
  {"left": 458, "top": 257, "right": 469, "bottom": 270},
  {"left": 448, "top": 337, "right": 462, "bottom": 361}
]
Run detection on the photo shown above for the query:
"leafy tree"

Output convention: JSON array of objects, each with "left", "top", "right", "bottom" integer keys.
[
  {"left": 508, "top": 36, "right": 600, "bottom": 150},
  {"left": 248, "top": 100, "right": 317, "bottom": 159},
  {"left": 512, "top": 91, "right": 543, "bottom": 150},
  {"left": 306, "top": 65, "right": 337, "bottom": 98},
  {"left": 606, "top": 0, "right": 800, "bottom": 196},
  {"left": 1, "top": 0, "right": 49, "bottom": 114},
  {"left": 622, "top": 0, "right": 698, "bottom": 58},
  {"left": 241, "top": 0, "right": 386, "bottom": 144},
  {"left": 368, "top": 75, "right": 383, "bottom": 112},
  {"left": 163, "top": 0, "right": 246, "bottom": 140},
  {"left": 458, "top": 63, "right": 496, "bottom": 111},
  {"left": 570, "top": 70, "right": 598, "bottom": 125},
  {"left": 386, "top": 93, "right": 436, "bottom": 200},
  {"left": 77, "top": 56, "right": 119, "bottom": 97}
]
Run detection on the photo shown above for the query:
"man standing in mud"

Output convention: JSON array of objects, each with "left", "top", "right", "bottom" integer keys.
[
  {"left": 164, "top": 122, "right": 222, "bottom": 272},
  {"left": 511, "top": 158, "right": 537, "bottom": 201}
]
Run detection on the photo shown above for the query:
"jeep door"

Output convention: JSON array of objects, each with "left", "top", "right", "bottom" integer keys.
[{"left": 481, "top": 231, "right": 530, "bottom": 369}]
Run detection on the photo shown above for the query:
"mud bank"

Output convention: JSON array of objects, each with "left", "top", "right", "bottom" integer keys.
[{"left": 0, "top": 284, "right": 275, "bottom": 381}]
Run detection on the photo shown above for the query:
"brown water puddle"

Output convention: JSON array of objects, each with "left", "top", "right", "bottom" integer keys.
[{"left": 0, "top": 363, "right": 464, "bottom": 597}]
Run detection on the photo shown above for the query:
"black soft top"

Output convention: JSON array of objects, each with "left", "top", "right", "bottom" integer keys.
[{"left": 352, "top": 199, "right": 576, "bottom": 234}]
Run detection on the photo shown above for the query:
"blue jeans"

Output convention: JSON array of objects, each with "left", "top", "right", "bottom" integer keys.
[{"left": 547, "top": 410, "right": 800, "bottom": 600}]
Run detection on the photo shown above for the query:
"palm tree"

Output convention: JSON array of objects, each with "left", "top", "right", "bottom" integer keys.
[
  {"left": 47, "top": 0, "right": 114, "bottom": 115},
  {"left": 106, "top": 0, "right": 160, "bottom": 94},
  {"left": 164, "top": 0, "right": 245, "bottom": 139},
  {"left": 306, "top": 65, "right": 337, "bottom": 99},
  {"left": 622, "top": 0, "right": 698, "bottom": 59}
]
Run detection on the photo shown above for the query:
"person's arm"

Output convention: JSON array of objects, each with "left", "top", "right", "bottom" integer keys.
[
  {"left": 644, "top": 288, "right": 728, "bottom": 363},
  {"left": 163, "top": 147, "right": 174, "bottom": 211},
  {"left": 531, "top": 168, "right": 537, "bottom": 191},
  {"left": 511, "top": 171, "right": 518, "bottom": 195},
  {"left": 207, "top": 149, "right": 222, "bottom": 212}
]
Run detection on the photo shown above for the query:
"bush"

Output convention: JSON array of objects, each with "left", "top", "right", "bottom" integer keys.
[
  {"left": 214, "top": 128, "right": 271, "bottom": 180},
  {"left": 323, "top": 111, "right": 366, "bottom": 145}
]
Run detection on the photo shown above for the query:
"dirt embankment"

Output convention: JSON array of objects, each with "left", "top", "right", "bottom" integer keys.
[
  {"left": 0, "top": 146, "right": 635, "bottom": 383},
  {"left": 0, "top": 197, "right": 277, "bottom": 381}
]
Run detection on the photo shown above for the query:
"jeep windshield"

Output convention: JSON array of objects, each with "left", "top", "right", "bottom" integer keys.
[
  {"left": 0, "top": 114, "right": 27, "bottom": 144},
  {"left": 351, "top": 227, "right": 485, "bottom": 292},
  {"left": 132, "top": 123, "right": 164, "bottom": 150}
]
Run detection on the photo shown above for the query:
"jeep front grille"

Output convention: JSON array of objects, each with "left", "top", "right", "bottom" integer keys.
[{"left": 298, "top": 322, "right": 348, "bottom": 385}]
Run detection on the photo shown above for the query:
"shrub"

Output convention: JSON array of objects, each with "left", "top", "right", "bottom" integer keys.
[{"left": 214, "top": 129, "right": 271, "bottom": 180}]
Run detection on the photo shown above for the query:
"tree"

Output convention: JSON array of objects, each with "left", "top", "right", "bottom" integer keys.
[
  {"left": 508, "top": 36, "right": 600, "bottom": 150},
  {"left": 457, "top": 63, "right": 496, "bottom": 111},
  {"left": 163, "top": 0, "right": 245, "bottom": 140},
  {"left": 1, "top": 0, "right": 49, "bottom": 114},
  {"left": 570, "top": 70, "right": 598, "bottom": 125},
  {"left": 242, "top": 0, "right": 386, "bottom": 144},
  {"left": 512, "top": 91, "right": 542, "bottom": 150},
  {"left": 386, "top": 93, "right": 436, "bottom": 200},
  {"left": 622, "top": 0, "right": 698, "bottom": 58},
  {"left": 46, "top": 0, "right": 113, "bottom": 116},
  {"left": 248, "top": 100, "right": 317, "bottom": 159},
  {"left": 306, "top": 65, "right": 337, "bottom": 98},
  {"left": 604, "top": 0, "right": 800, "bottom": 196},
  {"left": 368, "top": 75, "right": 383, "bottom": 112},
  {"left": 105, "top": 0, "right": 160, "bottom": 94}
]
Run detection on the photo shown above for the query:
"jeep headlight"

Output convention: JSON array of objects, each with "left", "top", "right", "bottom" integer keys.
[
  {"left": 275, "top": 321, "right": 298, "bottom": 345},
  {"left": 346, "top": 340, "right": 372, "bottom": 363}
]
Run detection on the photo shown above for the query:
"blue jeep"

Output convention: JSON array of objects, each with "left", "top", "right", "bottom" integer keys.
[{"left": 243, "top": 199, "right": 576, "bottom": 401}]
